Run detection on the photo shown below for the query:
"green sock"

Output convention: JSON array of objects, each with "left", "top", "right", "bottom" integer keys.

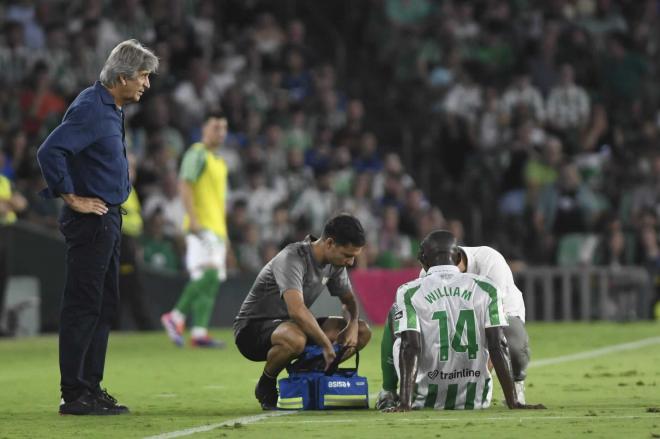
[
  {"left": 191, "top": 269, "right": 220, "bottom": 328},
  {"left": 174, "top": 277, "right": 203, "bottom": 316},
  {"left": 381, "top": 312, "right": 398, "bottom": 392}
]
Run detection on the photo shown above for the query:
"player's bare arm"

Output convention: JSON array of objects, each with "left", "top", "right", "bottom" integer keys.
[
  {"left": 486, "top": 327, "right": 545, "bottom": 409},
  {"left": 283, "top": 289, "right": 336, "bottom": 370},
  {"left": 385, "top": 330, "right": 420, "bottom": 413}
]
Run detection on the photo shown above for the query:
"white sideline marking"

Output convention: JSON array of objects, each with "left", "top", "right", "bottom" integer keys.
[
  {"left": 529, "top": 336, "right": 660, "bottom": 368},
  {"left": 246, "top": 414, "right": 658, "bottom": 426},
  {"left": 143, "top": 411, "right": 296, "bottom": 439},
  {"left": 147, "top": 336, "right": 660, "bottom": 438}
]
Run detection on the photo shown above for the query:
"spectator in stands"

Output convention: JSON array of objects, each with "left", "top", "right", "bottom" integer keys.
[
  {"left": 252, "top": 12, "right": 286, "bottom": 68},
  {"left": 142, "top": 169, "right": 185, "bottom": 245},
  {"left": 172, "top": 56, "right": 226, "bottom": 132},
  {"left": 534, "top": 162, "right": 608, "bottom": 262},
  {"left": 129, "top": 94, "right": 185, "bottom": 161},
  {"left": 546, "top": 64, "right": 591, "bottom": 134},
  {"left": 442, "top": 67, "right": 482, "bottom": 126},
  {"left": 499, "top": 119, "right": 540, "bottom": 217},
  {"left": 352, "top": 132, "right": 383, "bottom": 174},
  {"left": 21, "top": 169, "right": 60, "bottom": 229},
  {"left": 375, "top": 205, "right": 414, "bottom": 268},
  {"left": 263, "top": 202, "right": 293, "bottom": 248},
  {"left": 334, "top": 99, "right": 366, "bottom": 153},
  {"left": 528, "top": 30, "right": 560, "bottom": 97},
  {"left": 501, "top": 72, "right": 545, "bottom": 124},
  {"left": 275, "top": 148, "right": 313, "bottom": 204},
  {"left": 593, "top": 216, "right": 636, "bottom": 266},
  {"left": 524, "top": 136, "right": 563, "bottom": 206},
  {"left": 39, "top": 22, "right": 77, "bottom": 98},
  {"left": 0, "top": 20, "right": 32, "bottom": 88},
  {"left": 291, "top": 166, "right": 339, "bottom": 235},
  {"left": 241, "top": 162, "right": 285, "bottom": 230},
  {"left": 235, "top": 222, "right": 263, "bottom": 274},
  {"left": 141, "top": 207, "right": 180, "bottom": 272},
  {"left": 600, "top": 33, "right": 647, "bottom": 108},
  {"left": 476, "top": 86, "right": 507, "bottom": 152},
  {"left": 282, "top": 49, "right": 314, "bottom": 103},
  {"left": 283, "top": 107, "right": 313, "bottom": 151},
  {"left": 630, "top": 154, "right": 660, "bottom": 224},
  {"left": 19, "top": 61, "right": 67, "bottom": 140},
  {"left": 262, "top": 124, "right": 288, "bottom": 181},
  {"left": 1, "top": 128, "right": 29, "bottom": 182}
]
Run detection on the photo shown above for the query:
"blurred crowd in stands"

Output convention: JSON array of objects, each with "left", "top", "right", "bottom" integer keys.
[{"left": 0, "top": 0, "right": 658, "bottom": 300}]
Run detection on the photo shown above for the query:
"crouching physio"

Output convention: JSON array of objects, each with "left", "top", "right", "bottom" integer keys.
[{"left": 233, "top": 214, "right": 372, "bottom": 410}]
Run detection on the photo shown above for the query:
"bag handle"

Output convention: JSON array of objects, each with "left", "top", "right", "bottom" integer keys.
[{"left": 325, "top": 345, "right": 360, "bottom": 375}]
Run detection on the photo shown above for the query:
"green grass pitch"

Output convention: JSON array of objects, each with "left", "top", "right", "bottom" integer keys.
[{"left": 1, "top": 322, "right": 659, "bottom": 438}]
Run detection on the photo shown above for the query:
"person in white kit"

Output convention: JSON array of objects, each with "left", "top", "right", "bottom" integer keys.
[
  {"left": 383, "top": 230, "right": 544, "bottom": 411},
  {"left": 377, "top": 240, "right": 532, "bottom": 409}
]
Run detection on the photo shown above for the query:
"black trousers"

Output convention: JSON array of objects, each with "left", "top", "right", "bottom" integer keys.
[{"left": 58, "top": 205, "right": 121, "bottom": 402}]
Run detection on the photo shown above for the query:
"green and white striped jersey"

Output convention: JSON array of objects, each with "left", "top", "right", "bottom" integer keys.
[{"left": 393, "top": 264, "right": 507, "bottom": 410}]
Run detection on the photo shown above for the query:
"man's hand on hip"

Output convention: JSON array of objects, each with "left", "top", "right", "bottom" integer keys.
[{"left": 61, "top": 194, "right": 108, "bottom": 215}]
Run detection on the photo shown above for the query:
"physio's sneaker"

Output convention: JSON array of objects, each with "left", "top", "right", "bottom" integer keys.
[
  {"left": 93, "top": 388, "right": 130, "bottom": 414},
  {"left": 59, "top": 390, "right": 118, "bottom": 416},
  {"left": 515, "top": 380, "right": 526, "bottom": 405},
  {"left": 375, "top": 389, "right": 399, "bottom": 410},
  {"left": 255, "top": 381, "right": 278, "bottom": 411},
  {"left": 190, "top": 336, "right": 226, "bottom": 348},
  {"left": 161, "top": 312, "right": 184, "bottom": 347}
]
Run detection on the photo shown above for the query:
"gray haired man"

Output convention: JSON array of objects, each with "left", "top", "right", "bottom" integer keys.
[{"left": 37, "top": 39, "right": 158, "bottom": 415}]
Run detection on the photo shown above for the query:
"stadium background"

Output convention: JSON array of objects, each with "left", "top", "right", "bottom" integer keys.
[{"left": 1, "top": 0, "right": 659, "bottom": 334}]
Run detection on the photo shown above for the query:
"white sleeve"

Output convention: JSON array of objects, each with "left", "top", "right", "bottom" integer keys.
[
  {"left": 482, "top": 249, "right": 516, "bottom": 299},
  {"left": 392, "top": 283, "right": 422, "bottom": 335}
]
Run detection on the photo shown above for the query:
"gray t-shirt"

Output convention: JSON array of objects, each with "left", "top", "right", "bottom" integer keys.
[{"left": 234, "top": 236, "right": 353, "bottom": 327}]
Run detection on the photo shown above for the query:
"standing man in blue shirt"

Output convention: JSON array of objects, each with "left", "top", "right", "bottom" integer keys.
[{"left": 37, "top": 39, "right": 158, "bottom": 416}]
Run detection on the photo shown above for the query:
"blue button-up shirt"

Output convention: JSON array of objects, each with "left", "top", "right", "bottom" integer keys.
[{"left": 37, "top": 81, "right": 130, "bottom": 205}]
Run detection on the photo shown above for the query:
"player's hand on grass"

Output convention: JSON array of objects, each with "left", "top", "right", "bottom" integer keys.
[
  {"left": 61, "top": 194, "right": 108, "bottom": 215},
  {"left": 382, "top": 403, "right": 412, "bottom": 413},
  {"left": 514, "top": 402, "right": 546, "bottom": 409}
]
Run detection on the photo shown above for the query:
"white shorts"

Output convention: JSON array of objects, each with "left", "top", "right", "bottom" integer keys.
[{"left": 185, "top": 230, "right": 227, "bottom": 281}]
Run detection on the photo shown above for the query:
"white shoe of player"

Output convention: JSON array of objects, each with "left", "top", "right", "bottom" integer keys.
[
  {"left": 515, "top": 380, "right": 526, "bottom": 405},
  {"left": 375, "top": 389, "right": 398, "bottom": 410}
]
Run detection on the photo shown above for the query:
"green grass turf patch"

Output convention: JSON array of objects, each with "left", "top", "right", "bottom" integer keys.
[{"left": 1, "top": 322, "right": 659, "bottom": 438}]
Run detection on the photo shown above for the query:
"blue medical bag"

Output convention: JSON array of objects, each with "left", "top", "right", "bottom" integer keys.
[{"left": 277, "top": 345, "right": 369, "bottom": 410}]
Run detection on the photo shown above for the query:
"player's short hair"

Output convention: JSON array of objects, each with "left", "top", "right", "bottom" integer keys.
[
  {"left": 418, "top": 230, "right": 458, "bottom": 268},
  {"left": 322, "top": 213, "right": 365, "bottom": 247},
  {"left": 100, "top": 39, "right": 159, "bottom": 87}
]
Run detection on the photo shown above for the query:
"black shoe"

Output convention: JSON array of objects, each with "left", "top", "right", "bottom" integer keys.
[
  {"left": 59, "top": 390, "right": 119, "bottom": 416},
  {"left": 254, "top": 381, "right": 278, "bottom": 410},
  {"left": 93, "top": 388, "right": 130, "bottom": 414}
]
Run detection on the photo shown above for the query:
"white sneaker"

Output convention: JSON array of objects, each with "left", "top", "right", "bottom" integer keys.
[
  {"left": 375, "top": 389, "right": 398, "bottom": 410},
  {"left": 515, "top": 380, "right": 526, "bottom": 405}
]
